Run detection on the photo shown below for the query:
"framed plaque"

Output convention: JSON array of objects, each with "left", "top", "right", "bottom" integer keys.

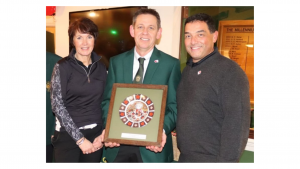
[
  {"left": 217, "top": 20, "right": 254, "bottom": 70},
  {"left": 217, "top": 20, "right": 254, "bottom": 105},
  {"left": 104, "top": 83, "right": 168, "bottom": 146}
]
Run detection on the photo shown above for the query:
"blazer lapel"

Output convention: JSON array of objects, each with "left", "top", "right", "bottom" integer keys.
[
  {"left": 143, "top": 47, "right": 160, "bottom": 84},
  {"left": 123, "top": 48, "right": 134, "bottom": 83}
]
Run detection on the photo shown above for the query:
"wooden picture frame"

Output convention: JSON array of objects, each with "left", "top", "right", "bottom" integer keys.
[
  {"left": 217, "top": 20, "right": 254, "bottom": 105},
  {"left": 104, "top": 83, "right": 168, "bottom": 146}
]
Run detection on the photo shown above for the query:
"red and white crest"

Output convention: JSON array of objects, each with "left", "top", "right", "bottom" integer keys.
[{"left": 119, "top": 94, "right": 155, "bottom": 128}]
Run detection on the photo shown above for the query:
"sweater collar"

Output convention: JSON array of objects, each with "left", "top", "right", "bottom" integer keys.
[{"left": 186, "top": 46, "right": 218, "bottom": 67}]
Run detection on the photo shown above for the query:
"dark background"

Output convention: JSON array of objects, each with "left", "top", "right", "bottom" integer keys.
[{"left": 69, "top": 6, "right": 147, "bottom": 70}]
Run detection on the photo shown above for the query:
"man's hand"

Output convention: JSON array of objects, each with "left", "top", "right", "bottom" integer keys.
[
  {"left": 146, "top": 131, "right": 166, "bottom": 153},
  {"left": 101, "top": 129, "right": 120, "bottom": 148}
]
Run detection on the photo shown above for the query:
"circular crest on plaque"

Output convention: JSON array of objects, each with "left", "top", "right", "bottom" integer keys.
[
  {"left": 135, "top": 75, "right": 141, "bottom": 82},
  {"left": 119, "top": 94, "right": 155, "bottom": 128}
]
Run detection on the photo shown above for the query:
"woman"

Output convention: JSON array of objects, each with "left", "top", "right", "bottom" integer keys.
[{"left": 50, "top": 17, "right": 107, "bottom": 162}]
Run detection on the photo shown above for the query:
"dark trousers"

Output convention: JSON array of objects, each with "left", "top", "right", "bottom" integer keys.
[
  {"left": 52, "top": 125, "right": 102, "bottom": 163},
  {"left": 46, "top": 144, "right": 54, "bottom": 162},
  {"left": 113, "top": 145, "right": 143, "bottom": 162}
]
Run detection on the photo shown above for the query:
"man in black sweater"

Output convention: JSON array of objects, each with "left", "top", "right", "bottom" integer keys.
[{"left": 176, "top": 13, "right": 250, "bottom": 162}]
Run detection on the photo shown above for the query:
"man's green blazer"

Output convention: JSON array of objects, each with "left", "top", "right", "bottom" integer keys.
[
  {"left": 101, "top": 47, "right": 181, "bottom": 162},
  {"left": 46, "top": 52, "right": 61, "bottom": 146}
]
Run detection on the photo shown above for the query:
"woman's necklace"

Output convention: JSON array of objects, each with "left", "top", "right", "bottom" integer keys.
[{"left": 74, "top": 54, "right": 92, "bottom": 83}]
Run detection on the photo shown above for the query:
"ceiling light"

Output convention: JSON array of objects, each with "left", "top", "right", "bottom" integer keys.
[{"left": 89, "top": 11, "right": 96, "bottom": 17}]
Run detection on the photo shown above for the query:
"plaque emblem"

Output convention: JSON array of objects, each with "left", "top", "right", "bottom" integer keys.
[
  {"left": 135, "top": 75, "right": 141, "bottom": 82},
  {"left": 46, "top": 81, "right": 51, "bottom": 92},
  {"left": 119, "top": 94, "right": 155, "bottom": 128}
]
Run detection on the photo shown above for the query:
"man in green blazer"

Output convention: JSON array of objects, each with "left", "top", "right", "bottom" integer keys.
[
  {"left": 46, "top": 51, "right": 61, "bottom": 162},
  {"left": 99, "top": 8, "right": 181, "bottom": 162}
]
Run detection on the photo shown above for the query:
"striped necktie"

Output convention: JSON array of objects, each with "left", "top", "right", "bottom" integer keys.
[{"left": 133, "top": 58, "right": 145, "bottom": 84}]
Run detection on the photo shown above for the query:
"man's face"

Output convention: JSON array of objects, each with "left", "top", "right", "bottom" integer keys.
[
  {"left": 130, "top": 14, "right": 162, "bottom": 56},
  {"left": 184, "top": 21, "right": 218, "bottom": 63}
]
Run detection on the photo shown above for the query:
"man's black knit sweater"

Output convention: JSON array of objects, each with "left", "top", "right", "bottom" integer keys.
[{"left": 176, "top": 47, "right": 250, "bottom": 162}]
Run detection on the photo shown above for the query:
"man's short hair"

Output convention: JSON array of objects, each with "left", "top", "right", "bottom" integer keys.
[
  {"left": 132, "top": 8, "right": 161, "bottom": 29},
  {"left": 185, "top": 13, "right": 216, "bottom": 33}
]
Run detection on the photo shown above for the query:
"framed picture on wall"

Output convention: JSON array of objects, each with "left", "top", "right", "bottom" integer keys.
[
  {"left": 217, "top": 20, "right": 254, "bottom": 105},
  {"left": 104, "top": 83, "right": 168, "bottom": 146},
  {"left": 69, "top": 6, "right": 147, "bottom": 70},
  {"left": 217, "top": 20, "right": 254, "bottom": 69}
]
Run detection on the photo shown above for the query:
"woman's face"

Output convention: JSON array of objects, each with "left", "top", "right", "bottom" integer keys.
[{"left": 73, "top": 31, "right": 94, "bottom": 57}]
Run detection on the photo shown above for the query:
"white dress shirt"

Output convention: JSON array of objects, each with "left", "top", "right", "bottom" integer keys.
[{"left": 132, "top": 47, "right": 154, "bottom": 82}]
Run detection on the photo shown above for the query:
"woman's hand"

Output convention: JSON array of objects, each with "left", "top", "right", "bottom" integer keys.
[
  {"left": 92, "top": 135, "right": 103, "bottom": 151},
  {"left": 78, "top": 138, "right": 96, "bottom": 154}
]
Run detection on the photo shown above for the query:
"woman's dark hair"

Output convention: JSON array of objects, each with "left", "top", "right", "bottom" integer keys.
[{"left": 68, "top": 17, "right": 99, "bottom": 48}]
